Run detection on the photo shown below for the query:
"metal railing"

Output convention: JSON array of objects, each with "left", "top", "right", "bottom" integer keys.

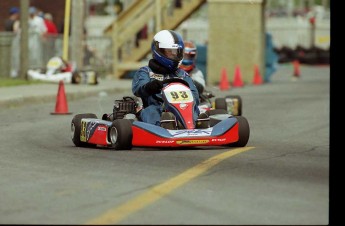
[{"left": 9, "top": 33, "right": 113, "bottom": 78}]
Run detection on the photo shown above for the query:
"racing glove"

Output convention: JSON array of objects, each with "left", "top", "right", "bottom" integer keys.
[
  {"left": 144, "top": 79, "right": 163, "bottom": 95},
  {"left": 193, "top": 80, "right": 204, "bottom": 94}
]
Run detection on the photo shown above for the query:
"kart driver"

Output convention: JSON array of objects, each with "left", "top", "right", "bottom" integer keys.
[
  {"left": 179, "top": 40, "right": 206, "bottom": 95},
  {"left": 132, "top": 30, "right": 209, "bottom": 129}
]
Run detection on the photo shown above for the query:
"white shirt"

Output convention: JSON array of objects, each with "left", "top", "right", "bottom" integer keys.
[
  {"left": 189, "top": 67, "right": 206, "bottom": 88},
  {"left": 28, "top": 15, "right": 47, "bottom": 35}
]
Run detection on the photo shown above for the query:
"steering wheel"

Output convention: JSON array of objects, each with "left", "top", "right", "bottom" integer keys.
[
  {"left": 161, "top": 78, "right": 190, "bottom": 87},
  {"left": 152, "top": 78, "right": 190, "bottom": 103}
]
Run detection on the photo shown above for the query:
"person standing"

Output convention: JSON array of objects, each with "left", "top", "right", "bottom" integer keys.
[
  {"left": 179, "top": 40, "right": 206, "bottom": 94},
  {"left": 28, "top": 6, "right": 47, "bottom": 36},
  {"left": 43, "top": 13, "right": 58, "bottom": 35},
  {"left": 28, "top": 6, "right": 47, "bottom": 68},
  {"left": 5, "top": 7, "right": 21, "bottom": 77},
  {"left": 4, "top": 7, "right": 20, "bottom": 33},
  {"left": 42, "top": 13, "right": 58, "bottom": 61},
  {"left": 264, "top": 32, "right": 278, "bottom": 83}
]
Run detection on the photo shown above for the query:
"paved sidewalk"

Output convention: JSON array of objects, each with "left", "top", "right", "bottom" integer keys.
[{"left": 0, "top": 78, "right": 133, "bottom": 109}]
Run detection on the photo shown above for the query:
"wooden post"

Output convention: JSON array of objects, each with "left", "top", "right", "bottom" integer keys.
[
  {"left": 155, "top": 0, "right": 162, "bottom": 32},
  {"left": 19, "top": 0, "right": 29, "bottom": 80},
  {"left": 70, "top": 0, "right": 85, "bottom": 70},
  {"left": 112, "top": 20, "right": 119, "bottom": 78}
]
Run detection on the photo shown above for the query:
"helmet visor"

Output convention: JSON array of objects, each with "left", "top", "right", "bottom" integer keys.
[
  {"left": 183, "top": 53, "right": 196, "bottom": 61},
  {"left": 162, "top": 48, "right": 183, "bottom": 61}
]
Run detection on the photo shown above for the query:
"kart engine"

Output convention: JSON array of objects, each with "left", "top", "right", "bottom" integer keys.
[{"left": 112, "top": 96, "right": 141, "bottom": 120}]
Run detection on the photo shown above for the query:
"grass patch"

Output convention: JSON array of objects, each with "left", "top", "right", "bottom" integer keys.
[{"left": 0, "top": 78, "right": 45, "bottom": 87}]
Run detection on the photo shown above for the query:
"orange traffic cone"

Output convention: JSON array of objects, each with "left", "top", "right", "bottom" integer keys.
[
  {"left": 252, "top": 64, "right": 263, "bottom": 85},
  {"left": 51, "top": 80, "right": 72, "bottom": 115},
  {"left": 219, "top": 67, "right": 230, "bottom": 91},
  {"left": 232, "top": 65, "right": 244, "bottom": 87},
  {"left": 293, "top": 60, "right": 301, "bottom": 78}
]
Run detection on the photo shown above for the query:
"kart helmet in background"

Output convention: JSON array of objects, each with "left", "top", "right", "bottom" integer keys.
[
  {"left": 180, "top": 41, "right": 197, "bottom": 73},
  {"left": 45, "top": 56, "right": 72, "bottom": 75},
  {"left": 151, "top": 30, "right": 184, "bottom": 72}
]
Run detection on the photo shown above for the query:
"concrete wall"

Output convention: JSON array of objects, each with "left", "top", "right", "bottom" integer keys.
[{"left": 207, "top": 0, "right": 264, "bottom": 85}]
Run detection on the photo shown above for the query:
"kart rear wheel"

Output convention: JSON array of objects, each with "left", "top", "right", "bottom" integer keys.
[
  {"left": 225, "top": 95, "right": 242, "bottom": 116},
  {"left": 109, "top": 119, "right": 133, "bottom": 150},
  {"left": 71, "top": 113, "right": 97, "bottom": 147},
  {"left": 229, "top": 116, "right": 250, "bottom": 147}
]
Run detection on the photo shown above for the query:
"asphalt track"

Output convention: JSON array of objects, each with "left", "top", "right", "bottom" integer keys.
[{"left": 0, "top": 64, "right": 330, "bottom": 224}]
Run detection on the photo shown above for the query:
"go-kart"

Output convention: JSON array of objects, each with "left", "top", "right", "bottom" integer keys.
[
  {"left": 27, "top": 56, "right": 98, "bottom": 85},
  {"left": 198, "top": 90, "right": 242, "bottom": 116},
  {"left": 71, "top": 78, "right": 250, "bottom": 150}
]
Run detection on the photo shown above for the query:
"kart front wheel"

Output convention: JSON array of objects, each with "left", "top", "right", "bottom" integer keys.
[
  {"left": 71, "top": 113, "right": 97, "bottom": 147},
  {"left": 109, "top": 119, "right": 133, "bottom": 150},
  {"left": 229, "top": 116, "right": 250, "bottom": 147}
]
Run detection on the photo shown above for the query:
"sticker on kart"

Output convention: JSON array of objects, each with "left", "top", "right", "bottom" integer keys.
[
  {"left": 169, "top": 128, "right": 212, "bottom": 137},
  {"left": 163, "top": 83, "right": 193, "bottom": 103},
  {"left": 176, "top": 140, "right": 210, "bottom": 145},
  {"left": 80, "top": 119, "right": 109, "bottom": 142}
]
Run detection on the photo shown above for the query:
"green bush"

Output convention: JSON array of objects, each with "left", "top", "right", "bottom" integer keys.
[{"left": 0, "top": 78, "right": 44, "bottom": 87}]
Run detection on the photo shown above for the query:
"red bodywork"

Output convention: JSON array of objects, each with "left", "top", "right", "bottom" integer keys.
[{"left": 131, "top": 122, "right": 239, "bottom": 147}]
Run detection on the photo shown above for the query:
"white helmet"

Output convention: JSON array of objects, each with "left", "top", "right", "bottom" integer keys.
[{"left": 151, "top": 30, "right": 184, "bottom": 71}]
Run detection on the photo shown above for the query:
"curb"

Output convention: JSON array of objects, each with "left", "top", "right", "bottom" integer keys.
[{"left": 0, "top": 82, "right": 132, "bottom": 109}]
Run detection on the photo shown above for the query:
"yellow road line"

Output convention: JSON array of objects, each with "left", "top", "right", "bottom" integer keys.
[{"left": 86, "top": 147, "right": 254, "bottom": 225}]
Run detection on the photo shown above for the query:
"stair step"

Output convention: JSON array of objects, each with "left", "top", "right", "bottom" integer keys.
[{"left": 109, "top": 0, "right": 206, "bottom": 78}]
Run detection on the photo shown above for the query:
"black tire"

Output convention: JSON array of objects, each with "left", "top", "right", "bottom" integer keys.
[
  {"left": 205, "top": 109, "right": 229, "bottom": 127},
  {"left": 71, "top": 113, "right": 97, "bottom": 147},
  {"left": 72, "top": 72, "right": 82, "bottom": 84},
  {"left": 205, "top": 109, "right": 228, "bottom": 116},
  {"left": 109, "top": 119, "right": 133, "bottom": 150},
  {"left": 225, "top": 95, "right": 242, "bottom": 116},
  {"left": 228, "top": 116, "right": 250, "bottom": 147},
  {"left": 214, "top": 98, "right": 227, "bottom": 111}
]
